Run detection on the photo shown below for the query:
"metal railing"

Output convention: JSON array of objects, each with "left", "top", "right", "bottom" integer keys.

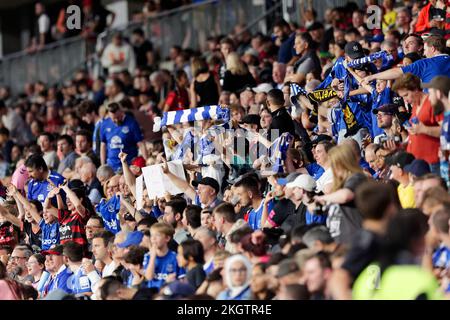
[
  {"left": 0, "top": 35, "right": 87, "bottom": 95},
  {"left": 1, "top": 0, "right": 275, "bottom": 95}
]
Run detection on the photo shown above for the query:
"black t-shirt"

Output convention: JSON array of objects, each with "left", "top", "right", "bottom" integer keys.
[
  {"left": 134, "top": 40, "right": 154, "bottom": 68},
  {"left": 23, "top": 221, "right": 42, "bottom": 249},
  {"left": 269, "top": 108, "right": 296, "bottom": 139},
  {"left": 267, "top": 199, "right": 307, "bottom": 234},
  {"left": 341, "top": 229, "right": 383, "bottom": 280},
  {"left": 186, "top": 264, "right": 206, "bottom": 289}
]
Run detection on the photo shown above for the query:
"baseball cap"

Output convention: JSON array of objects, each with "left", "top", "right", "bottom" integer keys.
[
  {"left": 372, "top": 103, "right": 398, "bottom": 115},
  {"left": 404, "top": 159, "right": 431, "bottom": 177},
  {"left": 41, "top": 244, "right": 64, "bottom": 256},
  {"left": 131, "top": 156, "right": 146, "bottom": 168},
  {"left": 161, "top": 281, "right": 195, "bottom": 299},
  {"left": 192, "top": 177, "right": 220, "bottom": 194},
  {"left": 117, "top": 231, "right": 144, "bottom": 248},
  {"left": 277, "top": 172, "right": 301, "bottom": 186},
  {"left": 345, "top": 41, "right": 365, "bottom": 59},
  {"left": 421, "top": 75, "right": 450, "bottom": 95},
  {"left": 277, "top": 258, "right": 300, "bottom": 278},
  {"left": 252, "top": 83, "right": 273, "bottom": 94},
  {"left": 386, "top": 151, "right": 415, "bottom": 169},
  {"left": 286, "top": 174, "right": 316, "bottom": 192}
]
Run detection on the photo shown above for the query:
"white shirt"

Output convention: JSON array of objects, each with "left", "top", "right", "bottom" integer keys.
[
  {"left": 38, "top": 14, "right": 50, "bottom": 34},
  {"left": 316, "top": 168, "right": 333, "bottom": 192},
  {"left": 102, "top": 260, "right": 118, "bottom": 278}
]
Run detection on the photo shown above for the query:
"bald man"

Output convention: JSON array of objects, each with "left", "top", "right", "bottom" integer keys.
[{"left": 80, "top": 162, "right": 103, "bottom": 205}]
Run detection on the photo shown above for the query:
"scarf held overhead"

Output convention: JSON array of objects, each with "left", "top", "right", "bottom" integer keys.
[{"left": 153, "top": 105, "right": 230, "bottom": 132}]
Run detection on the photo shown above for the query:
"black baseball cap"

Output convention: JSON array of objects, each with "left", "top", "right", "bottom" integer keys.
[
  {"left": 192, "top": 177, "right": 220, "bottom": 194},
  {"left": 386, "top": 151, "right": 415, "bottom": 169},
  {"left": 404, "top": 159, "right": 431, "bottom": 177},
  {"left": 345, "top": 41, "right": 365, "bottom": 59}
]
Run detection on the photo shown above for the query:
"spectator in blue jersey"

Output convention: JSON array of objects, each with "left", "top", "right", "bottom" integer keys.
[
  {"left": 193, "top": 227, "right": 218, "bottom": 275},
  {"left": 56, "top": 135, "right": 79, "bottom": 176},
  {"left": 234, "top": 176, "right": 274, "bottom": 230},
  {"left": 96, "top": 175, "right": 121, "bottom": 234},
  {"left": 40, "top": 244, "right": 73, "bottom": 297},
  {"left": 25, "top": 154, "right": 65, "bottom": 204},
  {"left": 429, "top": 209, "right": 450, "bottom": 272},
  {"left": 163, "top": 198, "right": 189, "bottom": 245},
  {"left": 363, "top": 35, "right": 450, "bottom": 88},
  {"left": 421, "top": 75, "right": 450, "bottom": 188},
  {"left": 144, "top": 223, "right": 184, "bottom": 291},
  {"left": 62, "top": 241, "right": 97, "bottom": 296},
  {"left": 217, "top": 254, "right": 252, "bottom": 300},
  {"left": 177, "top": 239, "right": 206, "bottom": 289},
  {"left": 7, "top": 184, "right": 59, "bottom": 250},
  {"left": 100, "top": 102, "right": 147, "bottom": 172}
]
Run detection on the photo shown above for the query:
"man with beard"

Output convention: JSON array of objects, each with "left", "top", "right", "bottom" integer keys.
[
  {"left": 100, "top": 102, "right": 147, "bottom": 172},
  {"left": 8, "top": 245, "right": 32, "bottom": 283},
  {"left": 163, "top": 198, "right": 189, "bottom": 245},
  {"left": 422, "top": 75, "right": 450, "bottom": 188}
]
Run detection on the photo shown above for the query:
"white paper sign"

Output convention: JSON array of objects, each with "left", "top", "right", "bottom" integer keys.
[
  {"left": 135, "top": 175, "right": 144, "bottom": 210},
  {"left": 142, "top": 160, "right": 187, "bottom": 199}
]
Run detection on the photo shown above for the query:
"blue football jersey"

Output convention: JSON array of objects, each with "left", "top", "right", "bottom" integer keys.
[
  {"left": 96, "top": 195, "right": 121, "bottom": 234},
  {"left": 247, "top": 199, "right": 274, "bottom": 230},
  {"left": 99, "top": 114, "right": 143, "bottom": 171},
  {"left": 143, "top": 251, "right": 185, "bottom": 290},
  {"left": 39, "top": 219, "right": 60, "bottom": 250},
  {"left": 27, "top": 171, "right": 65, "bottom": 204},
  {"left": 67, "top": 266, "right": 95, "bottom": 295}
]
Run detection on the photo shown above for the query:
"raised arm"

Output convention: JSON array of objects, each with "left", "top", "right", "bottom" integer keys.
[
  {"left": 61, "top": 183, "right": 87, "bottom": 218},
  {"left": 44, "top": 187, "right": 63, "bottom": 218},
  {"left": 119, "top": 151, "right": 136, "bottom": 198},
  {"left": 0, "top": 205, "right": 22, "bottom": 227},
  {"left": 161, "top": 160, "right": 196, "bottom": 201},
  {"left": 8, "top": 185, "right": 41, "bottom": 224}
]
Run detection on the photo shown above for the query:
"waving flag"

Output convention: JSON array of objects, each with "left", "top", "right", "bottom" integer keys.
[
  {"left": 268, "top": 132, "right": 294, "bottom": 173},
  {"left": 153, "top": 105, "right": 230, "bottom": 132},
  {"left": 290, "top": 82, "right": 308, "bottom": 106}
]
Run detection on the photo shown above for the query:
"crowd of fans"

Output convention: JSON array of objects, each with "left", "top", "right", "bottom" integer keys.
[{"left": 0, "top": 0, "right": 450, "bottom": 300}]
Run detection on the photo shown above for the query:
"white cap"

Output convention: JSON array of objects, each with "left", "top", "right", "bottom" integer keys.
[
  {"left": 285, "top": 174, "right": 316, "bottom": 192},
  {"left": 252, "top": 83, "right": 273, "bottom": 94}
]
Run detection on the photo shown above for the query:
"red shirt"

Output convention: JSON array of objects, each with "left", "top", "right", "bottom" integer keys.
[
  {"left": 407, "top": 95, "right": 443, "bottom": 164},
  {"left": 58, "top": 209, "right": 89, "bottom": 248},
  {"left": 165, "top": 88, "right": 189, "bottom": 111}
]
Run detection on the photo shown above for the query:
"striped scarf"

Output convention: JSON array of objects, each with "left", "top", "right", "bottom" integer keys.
[
  {"left": 347, "top": 51, "right": 392, "bottom": 69},
  {"left": 153, "top": 105, "right": 230, "bottom": 132}
]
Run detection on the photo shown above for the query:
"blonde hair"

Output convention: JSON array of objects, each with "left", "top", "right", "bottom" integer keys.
[
  {"left": 328, "top": 144, "right": 363, "bottom": 191},
  {"left": 191, "top": 57, "right": 209, "bottom": 77},
  {"left": 226, "top": 52, "right": 248, "bottom": 76},
  {"left": 150, "top": 222, "right": 175, "bottom": 238}
]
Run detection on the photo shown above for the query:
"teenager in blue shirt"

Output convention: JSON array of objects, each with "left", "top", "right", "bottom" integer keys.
[
  {"left": 25, "top": 154, "right": 65, "bottom": 204},
  {"left": 8, "top": 184, "right": 59, "bottom": 250},
  {"left": 234, "top": 176, "right": 274, "bottom": 230},
  {"left": 100, "top": 102, "right": 147, "bottom": 172},
  {"left": 144, "top": 223, "right": 184, "bottom": 291}
]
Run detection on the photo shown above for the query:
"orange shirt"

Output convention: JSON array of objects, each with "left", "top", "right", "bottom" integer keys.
[{"left": 407, "top": 95, "right": 443, "bottom": 164}]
